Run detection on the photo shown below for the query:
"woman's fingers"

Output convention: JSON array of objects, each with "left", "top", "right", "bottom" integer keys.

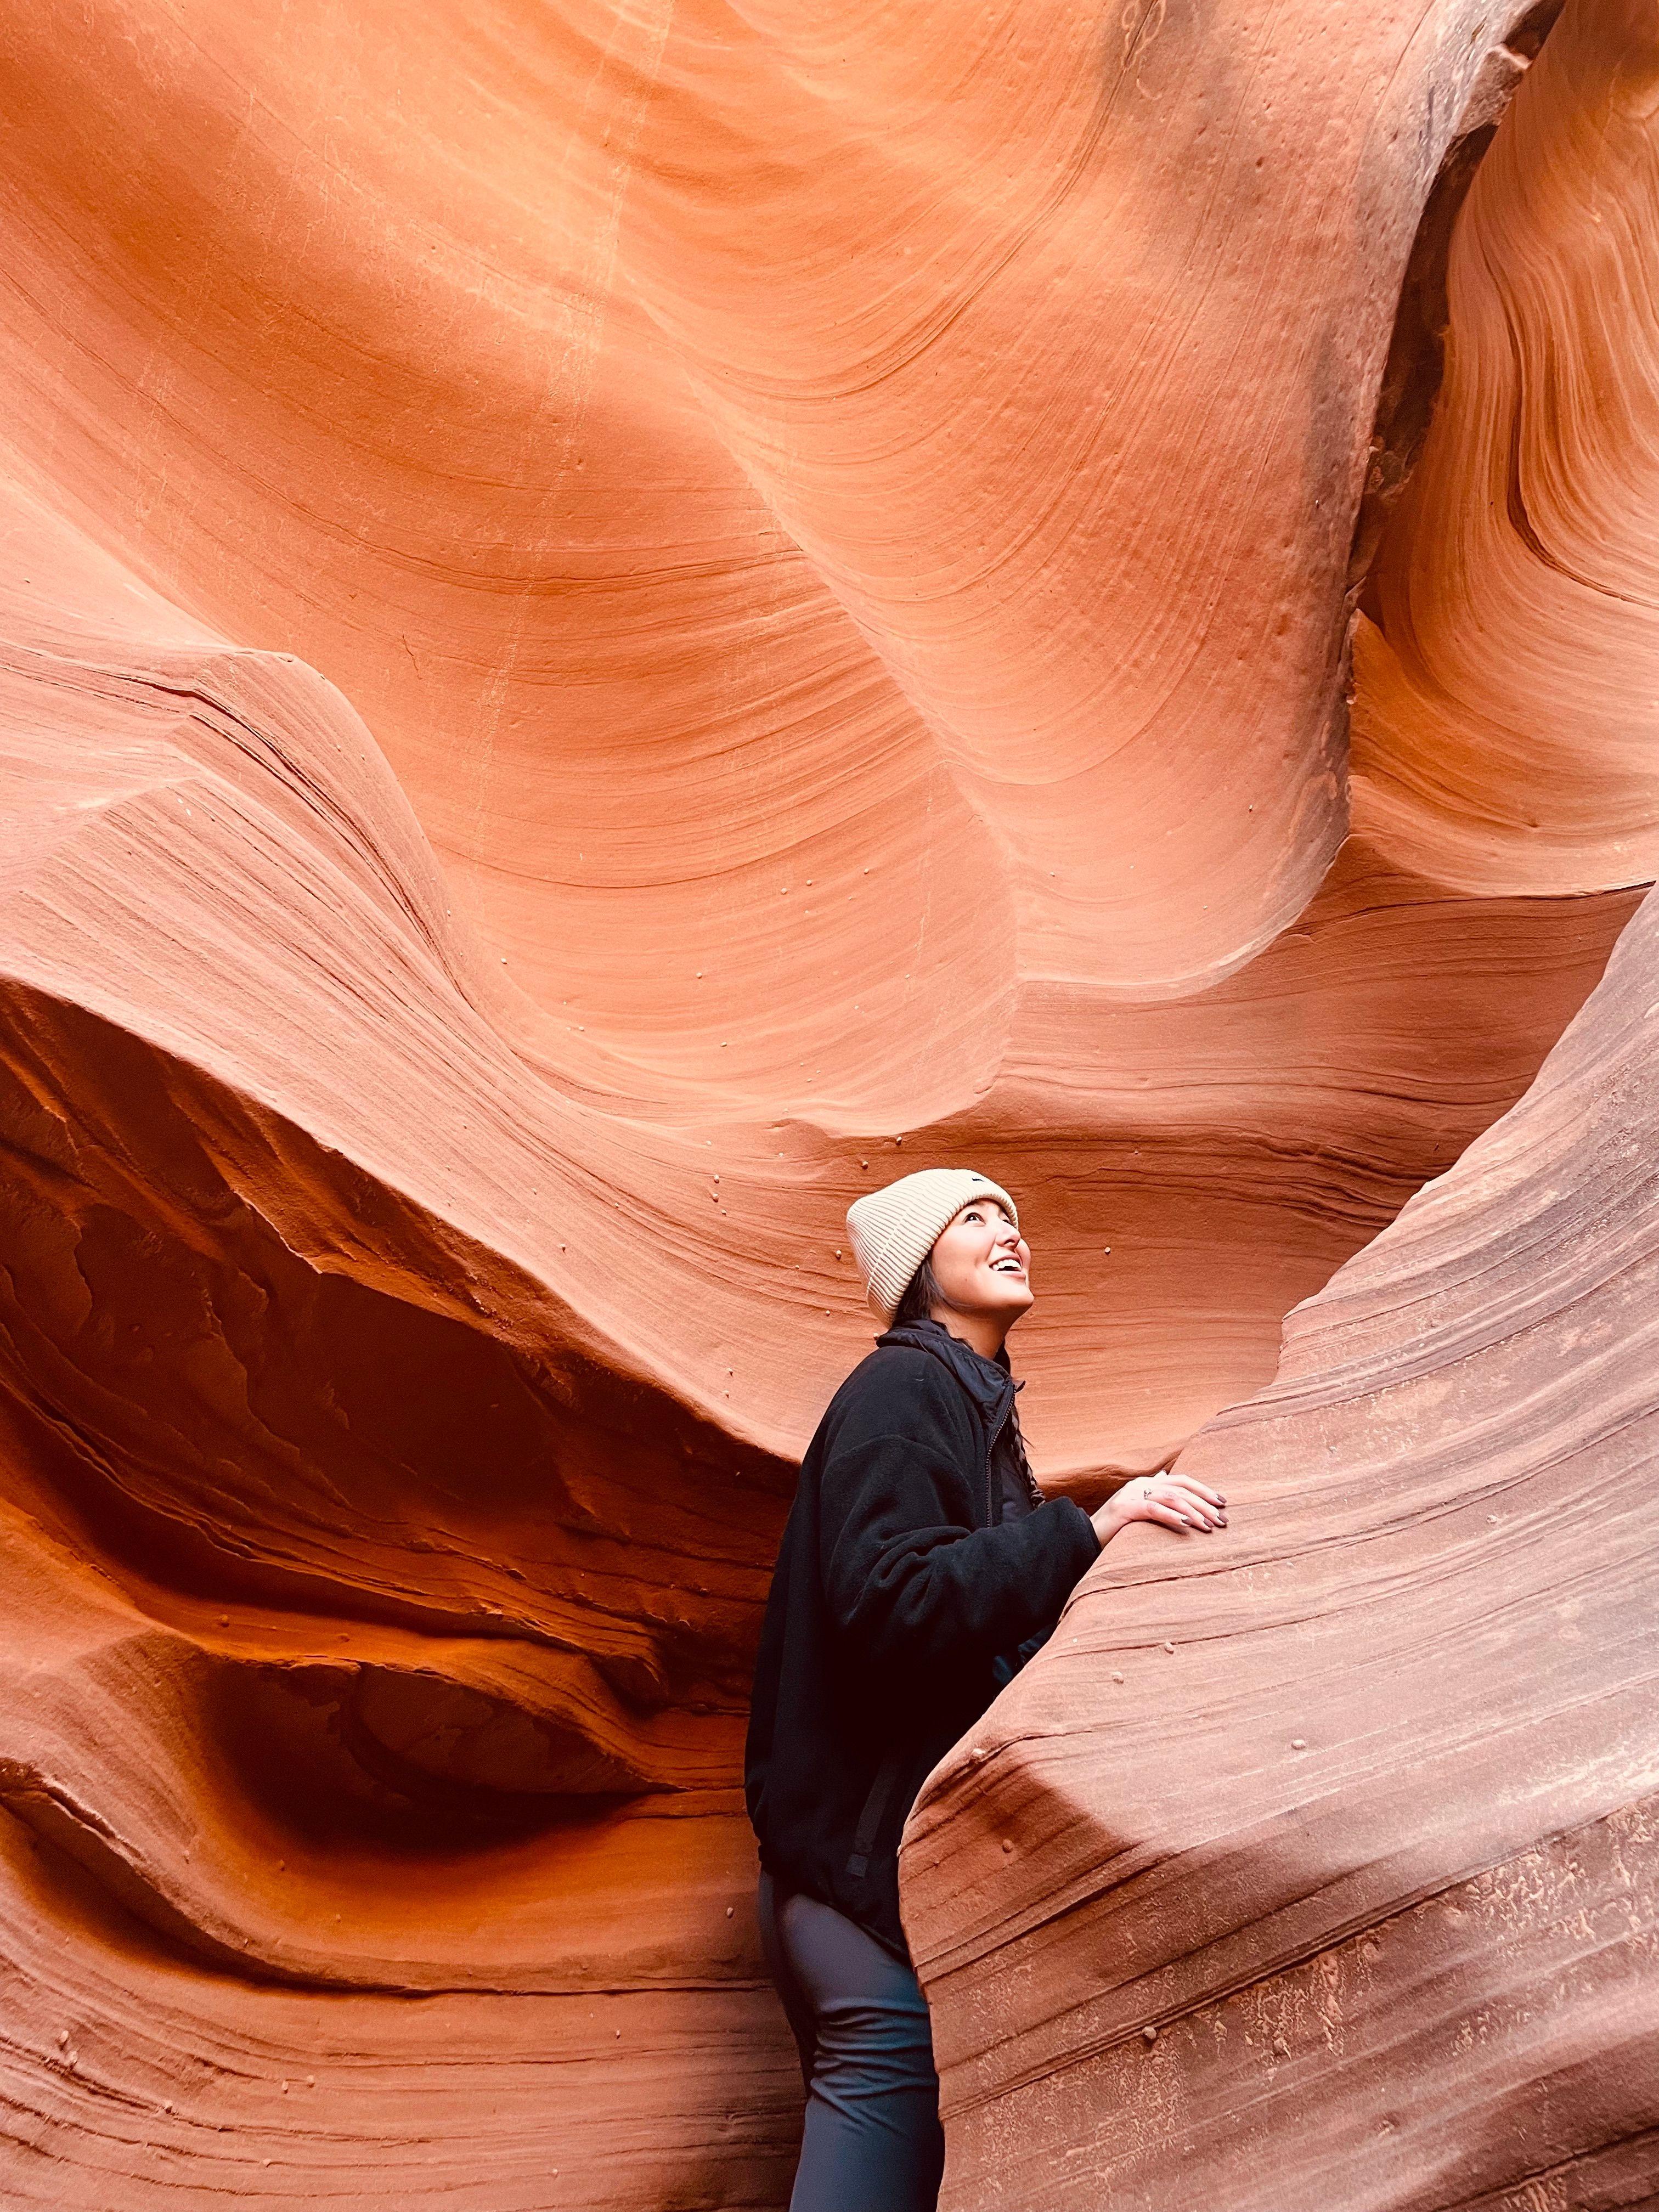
[
  {"left": 1150, "top": 1486, "right": 1212, "bottom": 1524},
  {"left": 1164, "top": 1472, "right": 1226, "bottom": 1508},
  {"left": 1111, "top": 1472, "right": 1232, "bottom": 1534},
  {"left": 1144, "top": 1501, "right": 1198, "bottom": 1531},
  {"left": 1144, "top": 1484, "right": 1225, "bottom": 1530},
  {"left": 1163, "top": 1477, "right": 1227, "bottom": 1526}
]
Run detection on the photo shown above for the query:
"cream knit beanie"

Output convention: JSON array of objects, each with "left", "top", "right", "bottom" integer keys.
[{"left": 847, "top": 1167, "right": 1019, "bottom": 1327}]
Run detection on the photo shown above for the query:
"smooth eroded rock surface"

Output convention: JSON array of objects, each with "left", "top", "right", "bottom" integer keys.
[
  {"left": 1, "top": 0, "right": 1655, "bottom": 2200},
  {"left": 904, "top": 887, "right": 1659, "bottom": 2207}
]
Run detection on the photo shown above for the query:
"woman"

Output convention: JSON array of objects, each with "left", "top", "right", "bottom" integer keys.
[{"left": 745, "top": 1167, "right": 1226, "bottom": 2211}]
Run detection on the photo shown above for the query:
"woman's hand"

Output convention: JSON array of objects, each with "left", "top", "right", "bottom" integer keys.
[{"left": 1091, "top": 1470, "right": 1227, "bottom": 1545}]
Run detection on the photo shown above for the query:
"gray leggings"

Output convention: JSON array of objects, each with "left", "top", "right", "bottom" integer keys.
[{"left": 757, "top": 1873, "right": 946, "bottom": 2212}]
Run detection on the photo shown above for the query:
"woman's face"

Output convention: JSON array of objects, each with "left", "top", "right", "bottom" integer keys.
[{"left": 928, "top": 1200, "right": 1033, "bottom": 1327}]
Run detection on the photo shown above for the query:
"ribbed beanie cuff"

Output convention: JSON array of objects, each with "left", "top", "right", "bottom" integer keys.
[{"left": 846, "top": 1168, "right": 1019, "bottom": 1326}]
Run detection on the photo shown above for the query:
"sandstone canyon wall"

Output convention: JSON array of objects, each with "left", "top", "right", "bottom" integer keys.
[
  {"left": 0, "top": 0, "right": 1655, "bottom": 2205},
  {"left": 906, "top": 872, "right": 1659, "bottom": 2208}
]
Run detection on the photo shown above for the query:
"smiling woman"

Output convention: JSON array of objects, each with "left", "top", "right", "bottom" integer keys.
[
  {"left": 889, "top": 1190, "right": 1034, "bottom": 1352},
  {"left": 743, "top": 1167, "right": 1225, "bottom": 2210}
]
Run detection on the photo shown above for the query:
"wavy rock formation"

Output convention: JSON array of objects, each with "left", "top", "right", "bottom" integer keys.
[
  {"left": 0, "top": 0, "right": 1654, "bottom": 2202},
  {"left": 1355, "top": 0, "right": 1659, "bottom": 896},
  {"left": 904, "top": 877, "right": 1659, "bottom": 2211}
]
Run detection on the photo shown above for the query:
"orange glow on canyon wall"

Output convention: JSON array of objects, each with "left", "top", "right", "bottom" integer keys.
[{"left": 1, "top": 0, "right": 1655, "bottom": 2203}]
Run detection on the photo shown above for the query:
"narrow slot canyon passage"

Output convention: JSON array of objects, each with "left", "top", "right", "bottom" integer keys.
[{"left": 0, "top": 0, "right": 1656, "bottom": 2205}]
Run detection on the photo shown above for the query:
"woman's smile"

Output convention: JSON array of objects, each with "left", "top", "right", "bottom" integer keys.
[{"left": 917, "top": 1200, "right": 1036, "bottom": 1355}]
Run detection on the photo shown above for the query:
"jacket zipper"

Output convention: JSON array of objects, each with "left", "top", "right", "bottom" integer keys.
[{"left": 984, "top": 1390, "right": 1012, "bottom": 1527}]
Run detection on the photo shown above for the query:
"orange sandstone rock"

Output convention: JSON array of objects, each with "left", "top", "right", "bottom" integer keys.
[
  {"left": 904, "top": 873, "right": 1659, "bottom": 2210},
  {"left": 0, "top": 0, "right": 1651, "bottom": 2202},
  {"left": 1356, "top": 0, "right": 1659, "bottom": 893}
]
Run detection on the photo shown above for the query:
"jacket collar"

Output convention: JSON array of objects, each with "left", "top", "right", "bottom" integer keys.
[{"left": 876, "top": 1314, "right": 1021, "bottom": 1430}]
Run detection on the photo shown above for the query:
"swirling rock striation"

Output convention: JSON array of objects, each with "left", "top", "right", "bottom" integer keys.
[
  {"left": 0, "top": 0, "right": 1653, "bottom": 2203},
  {"left": 1356, "top": 0, "right": 1659, "bottom": 895},
  {"left": 904, "top": 874, "right": 1659, "bottom": 2207}
]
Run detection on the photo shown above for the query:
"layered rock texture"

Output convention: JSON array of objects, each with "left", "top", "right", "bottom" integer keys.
[
  {"left": 0, "top": 0, "right": 1655, "bottom": 2204},
  {"left": 906, "top": 874, "right": 1659, "bottom": 2208}
]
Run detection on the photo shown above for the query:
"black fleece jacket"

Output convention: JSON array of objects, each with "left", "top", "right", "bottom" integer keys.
[{"left": 744, "top": 1319, "right": 1100, "bottom": 1959}]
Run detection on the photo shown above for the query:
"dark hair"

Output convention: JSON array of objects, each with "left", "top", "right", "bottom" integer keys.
[
  {"left": 890, "top": 1256, "right": 1042, "bottom": 1506},
  {"left": 891, "top": 1255, "right": 943, "bottom": 1330}
]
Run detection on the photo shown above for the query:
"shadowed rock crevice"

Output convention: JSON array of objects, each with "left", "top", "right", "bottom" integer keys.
[{"left": 1351, "top": 0, "right": 1568, "bottom": 600}]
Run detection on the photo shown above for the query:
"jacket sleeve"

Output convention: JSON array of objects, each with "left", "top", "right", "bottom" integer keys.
[{"left": 818, "top": 1363, "right": 1099, "bottom": 1675}]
